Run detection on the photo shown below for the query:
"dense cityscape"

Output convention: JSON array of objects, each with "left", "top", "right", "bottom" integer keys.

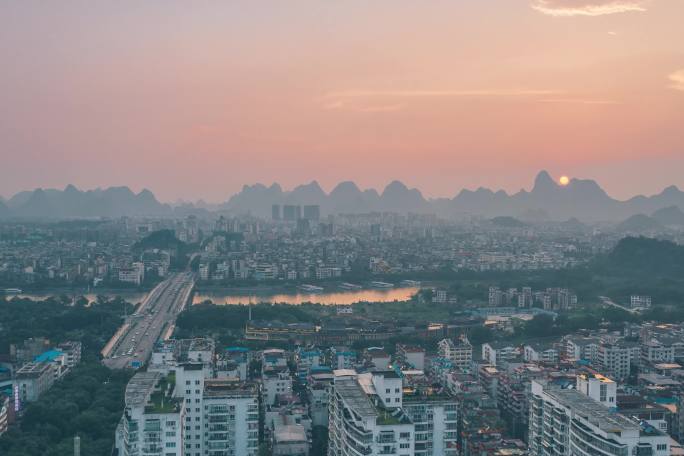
[
  {"left": 3, "top": 1, "right": 684, "bottom": 455},
  {"left": 1, "top": 201, "right": 684, "bottom": 456}
]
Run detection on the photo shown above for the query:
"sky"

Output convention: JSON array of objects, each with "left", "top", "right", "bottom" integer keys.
[{"left": 1, "top": 0, "right": 683, "bottom": 202}]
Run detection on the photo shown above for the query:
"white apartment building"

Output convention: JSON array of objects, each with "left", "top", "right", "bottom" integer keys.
[
  {"left": 262, "top": 368, "right": 293, "bottom": 406},
  {"left": 482, "top": 342, "right": 519, "bottom": 366},
  {"left": 564, "top": 337, "right": 600, "bottom": 363},
  {"left": 402, "top": 391, "right": 458, "bottom": 456},
  {"left": 328, "top": 370, "right": 414, "bottom": 456},
  {"left": 115, "top": 372, "right": 186, "bottom": 456},
  {"left": 630, "top": 295, "right": 652, "bottom": 309},
  {"left": 642, "top": 340, "right": 676, "bottom": 364},
  {"left": 529, "top": 379, "right": 669, "bottom": 456},
  {"left": 576, "top": 373, "right": 616, "bottom": 407},
  {"left": 438, "top": 337, "right": 473, "bottom": 370},
  {"left": 524, "top": 343, "right": 559, "bottom": 364},
  {"left": 598, "top": 343, "right": 634, "bottom": 381},
  {"left": 124, "top": 338, "right": 259, "bottom": 456},
  {"left": 203, "top": 379, "right": 260, "bottom": 456}
]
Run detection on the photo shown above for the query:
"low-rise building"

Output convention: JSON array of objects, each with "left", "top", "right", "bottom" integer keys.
[
  {"left": 396, "top": 344, "right": 425, "bottom": 370},
  {"left": 14, "top": 361, "right": 55, "bottom": 405},
  {"left": 482, "top": 342, "right": 519, "bottom": 366},
  {"left": 523, "top": 343, "right": 559, "bottom": 364},
  {"left": 437, "top": 336, "right": 472, "bottom": 370}
]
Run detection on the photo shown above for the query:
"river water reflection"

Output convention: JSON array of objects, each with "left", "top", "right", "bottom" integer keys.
[{"left": 193, "top": 287, "right": 419, "bottom": 305}]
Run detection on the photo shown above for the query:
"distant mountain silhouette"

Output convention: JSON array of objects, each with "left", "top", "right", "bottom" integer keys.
[
  {"left": 329, "top": 181, "right": 376, "bottom": 213},
  {"left": 285, "top": 181, "right": 327, "bottom": 205},
  {"left": 652, "top": 206, "right": 684, "bottom": 226},
  {"left": 3, "top": 171, "right": 684, "bottom": 221},
  {"left": 200, "top": 171, "right": 684, "bottom": 221},
  {"left": 380, "top": 181, "right": 429, "bottom": 213},
  {"left": 220, "top": 180, "right": 430, "bottom": 217},
  {"left": 616, "top": 214, "right": 663, "bottom": 233},
  {"left": 1, "top": 185, "right": 170, "bottom": 218}
]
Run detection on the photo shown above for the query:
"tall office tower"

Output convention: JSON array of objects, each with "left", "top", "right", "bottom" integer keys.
[
  {"left": 303, "top": 205, "right": 320, "bottom": 221},
  {"left": 283, "top": 205, "right": 299, "bottom": 221},
  {"left": 271, "top": 204, "right": 281, "bottom": 221}
]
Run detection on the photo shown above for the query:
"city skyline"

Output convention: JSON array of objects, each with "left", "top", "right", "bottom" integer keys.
[{"left": 1, "top": 1, "right": 683, "bottom": 201}]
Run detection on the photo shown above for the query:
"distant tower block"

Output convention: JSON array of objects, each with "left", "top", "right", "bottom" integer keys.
[{"left": 74, "top": 435, "right": 80, "bottom": 456}]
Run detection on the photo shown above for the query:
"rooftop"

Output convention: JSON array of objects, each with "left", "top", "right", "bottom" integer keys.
[
  {"left": 542, "top": 383, "right": 640, "bottom": 433},
  {"left": 204, "top": 379, "right": 258, "bottom": 398},
  {"left": 125, "top": 372, "right": 161, "bottom": 408},
  {"left": 274, "top": 424, "right": 308, "bottom": 443},
  {"left": 335, "top": 376, "right": 377, "bottom": 418}
]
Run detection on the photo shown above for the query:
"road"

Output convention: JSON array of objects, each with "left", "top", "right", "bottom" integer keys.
[
  {"left": 103, "top": 272, "right": 195, "bottom": 369},
  {"left": 599, "top": 296, "right": 639, "bottom": 315}
]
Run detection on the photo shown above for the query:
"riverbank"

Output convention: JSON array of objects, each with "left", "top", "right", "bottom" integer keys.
[{"left": 1, "top": 288, "right": 148, "bottom": 303}]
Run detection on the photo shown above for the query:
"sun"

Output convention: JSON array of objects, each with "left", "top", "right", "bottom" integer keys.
[{"left": 559, "top": 176, "right": 570, "bottom": 186}]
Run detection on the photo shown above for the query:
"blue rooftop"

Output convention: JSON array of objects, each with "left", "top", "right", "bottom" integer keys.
[
  {"left": 34, "top": 350, "right": 64, "bottom": 363},
  {"left": 225, "top": 347, "right": 250, "bottom": 352}
]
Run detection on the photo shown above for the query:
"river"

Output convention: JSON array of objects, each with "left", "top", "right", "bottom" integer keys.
[{"left": 193, "top": 287, "right": 420, "bottom": 306}]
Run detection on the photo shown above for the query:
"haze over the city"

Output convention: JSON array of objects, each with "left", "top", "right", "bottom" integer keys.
[{"left": 2, "top": 0, "right": 684, "bottom": 201}]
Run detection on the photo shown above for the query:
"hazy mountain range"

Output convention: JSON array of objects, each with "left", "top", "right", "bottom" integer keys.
[
  {"left": 0, "top": 185, "right": 171, "bottom": 218},
  {"left": 2, "top": 171, "right": 684, "bottom": 223},
  {"left": 220, "top": 171, "right": 684, "bottom": 223}
]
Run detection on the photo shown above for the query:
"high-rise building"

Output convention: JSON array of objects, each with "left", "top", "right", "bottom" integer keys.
[
  {"left": 303, "top": 205, "right": 320, "bottom": 221},
  {"left": 518, "top": 287, "right": 533, "bottom": 308},
  {"left": 402, "top": 389, "right": 458, "bottom": 456},
  {"left": 328, "top": 370, "right": 414, "bottom": 456},
  {"left": 272, "top": 204, "right": 281, "bottom": 220},
  {"left": 0, "top": 395, "right": 9, "bottom": 437},
  {"left": 202, "top": 379, "right": 260, "bottom": 456},
  {"left": 488, "top": 287, "right": 503, "bottom": 307},
  {"left": 283, "top": 205, "right": 301, "bottom": 221},
  {"left": 119, "top": 339, "right": 260, "bottom": 456},
  {"left": 528, "top": 379, "right": 669, "bottom": 456},
  {"left": 598, "top": 342, "right": 634, "bottom": 381},
  {"left": 115, "top": 372, "right": 186, "bottom": 456}
]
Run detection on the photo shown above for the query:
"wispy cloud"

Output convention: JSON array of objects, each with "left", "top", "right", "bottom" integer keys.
[
  {"left": 320, "top": 88, "right": 561, "bottom": 112},
  {"left": 538, "top": 98, "right": 619, "bottom": 104},
  {"left": 531, "top": 0, "right": 648, "bottom": 17},
  {"left": 669, "top": 69, "right": 684, "bottom": 91},
  {"left": 324, "top": 89, "right": 560, "bottom": 99},
  {"left": 323, "top": 99, "right": 404, "bottom": 113}
]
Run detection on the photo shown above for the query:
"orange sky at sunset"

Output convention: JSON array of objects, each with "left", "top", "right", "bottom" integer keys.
[{"left": 1, "top": 1, "right": 683, "bottom": 201}]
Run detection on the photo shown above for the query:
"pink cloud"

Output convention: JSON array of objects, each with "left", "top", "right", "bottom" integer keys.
[{"left": 531, "top": 0, "right": 649, "bottom": 16}]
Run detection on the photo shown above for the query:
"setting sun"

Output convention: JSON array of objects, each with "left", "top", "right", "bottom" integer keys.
[{"left": 559, "top": 176, "right": 570, "bottom": 186}]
